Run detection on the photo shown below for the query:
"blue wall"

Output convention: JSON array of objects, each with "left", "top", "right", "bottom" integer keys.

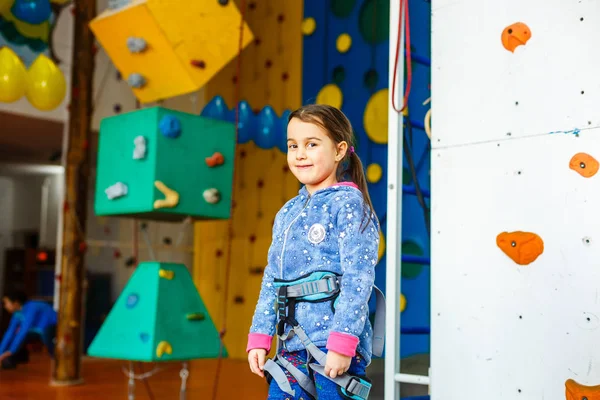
[{"left": 302, "top": 0, "right": 431, "bottom": 358}]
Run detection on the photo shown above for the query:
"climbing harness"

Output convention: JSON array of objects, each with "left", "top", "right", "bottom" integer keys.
[{"left": 263, "top": 271, "right": 386, "bottom": 400}]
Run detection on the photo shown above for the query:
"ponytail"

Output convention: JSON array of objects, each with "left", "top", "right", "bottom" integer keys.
[{"left": 346, "top": 150, "right": 377, "bottom": 232}]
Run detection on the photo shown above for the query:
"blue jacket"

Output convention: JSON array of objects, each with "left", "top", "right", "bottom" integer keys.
[
  {"left": 0, "top": 300, "right": 57, "bottom": 354},
  {"left": 248, "top": 183, "right": 380, "bottom": 365}
]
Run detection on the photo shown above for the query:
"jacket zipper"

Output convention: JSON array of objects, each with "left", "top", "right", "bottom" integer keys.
[{"left": 279, "top": 195, "right": 311, "bottom": 278}]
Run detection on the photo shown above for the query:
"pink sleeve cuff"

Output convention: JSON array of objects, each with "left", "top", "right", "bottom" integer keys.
[
  {"left": 246, "top": 333, "right": 272, "bottom": 353},
  {"left": 326, "top": 331, "right": 359, "bottom": 357}
]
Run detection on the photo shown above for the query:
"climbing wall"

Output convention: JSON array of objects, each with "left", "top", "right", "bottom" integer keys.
[
  {"left": 193, "top": 0, "right": 303, "bottom": 359},
  {"left": 88, "top": 262, "right": 223, "bottom": 361},
  {"left": 302, "top": 0, "right": 432, "bottom": 357},
  {"left": 431, "top": 0, "right": 600, "bottom": 398}
]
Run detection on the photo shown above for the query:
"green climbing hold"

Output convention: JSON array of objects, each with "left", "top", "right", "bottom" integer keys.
[
  {"left": 331, "top": 0, "right": 357, "bottom": 17},
  {"left": 402, "top": 240, "right": 424, "bottom": 279},
  {"left": 332, "top": 66, "right": 346, "bottom": 85},
  {"left": 364, "top": 69, "right": 379, "bottom": 91},
  {"left": 359, "top": 0, "right": 390, "bottom": 44}
]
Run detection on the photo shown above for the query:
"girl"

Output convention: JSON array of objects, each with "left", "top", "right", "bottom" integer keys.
[{"left": 247, "top": 104, "right": 382, "bottom": 399}]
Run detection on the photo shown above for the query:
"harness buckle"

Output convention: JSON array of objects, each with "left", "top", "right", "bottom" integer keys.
[
  {"left": 342, "top": 375, "right": 372, "bottom": 400},
  {"left": 276, "top": 286, "right": 287, "bottom": 321},
  {"left": 323, "top": 275, "right": 340, "bottom": 294}
]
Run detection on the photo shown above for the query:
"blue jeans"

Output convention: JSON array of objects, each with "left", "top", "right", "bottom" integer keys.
[{"left": 267, "top": 347, "right": 369, "bottom": 400}]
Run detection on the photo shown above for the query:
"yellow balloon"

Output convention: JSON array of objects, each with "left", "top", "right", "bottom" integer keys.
[
  {"left": 26, "top": 54, "right": 67, "bottom": 111},
  {"left": 0, "top": 0, "right": 14, "bottom": 14},
  {"left": 0, "top": 47, "right": 27, "bottom": 103}
]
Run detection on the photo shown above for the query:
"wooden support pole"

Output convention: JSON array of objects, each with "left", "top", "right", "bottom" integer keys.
[{"left": 51, "top": 0, "right": 96, "bottom": 385}]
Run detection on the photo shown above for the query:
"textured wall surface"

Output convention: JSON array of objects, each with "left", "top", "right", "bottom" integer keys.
[
  {"left": 431, "top": 0, "right": 600, "bottom": 397},
  {"left": 193, "top": 0, "right": 303, "bottom": 359}
]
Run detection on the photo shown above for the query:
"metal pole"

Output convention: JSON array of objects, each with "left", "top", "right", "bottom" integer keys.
[{"left": 385, "top": 0, "right": 405, "bottom": 398}]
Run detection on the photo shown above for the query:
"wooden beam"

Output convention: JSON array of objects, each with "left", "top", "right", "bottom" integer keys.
[{"left": 51, "top": 0, "right": 96, "bottom": 385}]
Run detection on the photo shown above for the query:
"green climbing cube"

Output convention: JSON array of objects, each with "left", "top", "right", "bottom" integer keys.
[
  {"left": 94, "top": 106, "right": 236, "bottom": 221},
  {"left": 88, "top": 262, "right": 226, "bottom": 361}
]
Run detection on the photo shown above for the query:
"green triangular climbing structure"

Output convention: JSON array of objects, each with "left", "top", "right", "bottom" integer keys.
[{"left": 88, "top": 262, "right": 226, "bottom": 361}]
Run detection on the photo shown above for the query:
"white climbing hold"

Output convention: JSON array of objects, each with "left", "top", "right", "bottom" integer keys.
[
  {"left": 133, "top": 136, "right": 147, "bottom": 160},
  {"left": 127, "top": 73, "right": 146, "bottom": 88},
  {"left": 127, "top": 37, "right": 147, "bottom": 53},
  {"left": 108, "top": 0, "right": 131, "bottom": 9},
  {"left": 105, "top": 182, "right": 128, "bottom": 200},
  {"left": 203, "top": 188, "right": 220, "bottom": 204}
]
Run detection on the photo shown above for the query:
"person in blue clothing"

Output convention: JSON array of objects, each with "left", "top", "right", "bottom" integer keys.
[
  {"left": 247, "top": 104, "right": 382, "bottom": 399},
  {"left": 0, "top": 290, "right": 57, "bottom": 369}
]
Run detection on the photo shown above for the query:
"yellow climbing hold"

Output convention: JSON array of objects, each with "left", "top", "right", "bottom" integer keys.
[
  {"left": 159, "top": 269, "right": 174, "bottom": 280},
  {"left": 316, "top": 83, "right": 343, "bottom": 109},
  {"left": 156, "top": 341, "right": 172, "bottom": 358},
  {"left": 367, "top": 163, "right": 383, "bottom": 183},
  {"left": 301, "top": 17, "right": 316, "bottom": 35},
  {"left": 378, "top": 230, "right": 385, "bottom": 262},
  {"left": 186, "top": 312, "right": 206, "bottom": 321},
  {"left": 336, "top": 33, "right": 352, "bottom": 53},
  {"left": 364, "top": 89, "right": 388, "bottom": 144},
  {"left": 400, "top": 294, "right": 406, "bottom": 312},
  {"left": 153, "top": 181, "right": 179, "bottom": 209}
]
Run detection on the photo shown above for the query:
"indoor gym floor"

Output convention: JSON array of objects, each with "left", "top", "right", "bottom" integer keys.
[{"left": 0, "top": 352, "right": 428, "bottom": 399}]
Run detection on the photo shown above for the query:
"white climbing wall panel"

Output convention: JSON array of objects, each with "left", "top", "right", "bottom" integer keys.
[
  {"left": 432, "top": 0, "right": 600, "bottom": 148},
  {"left": 431, "top": 0, "right": 600, "bottom": 398}
]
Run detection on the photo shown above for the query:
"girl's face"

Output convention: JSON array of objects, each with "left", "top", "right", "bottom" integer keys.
[{"left": 287, "top": 118, "right": 347, "bottom": 194}]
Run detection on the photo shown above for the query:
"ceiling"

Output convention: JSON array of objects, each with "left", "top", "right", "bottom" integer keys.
[{"left": 0, "top": 111, "right": 64, "bottom": 165}]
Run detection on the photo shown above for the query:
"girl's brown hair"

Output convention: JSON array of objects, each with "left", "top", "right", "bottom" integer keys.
[{"left": 288, "top": 104, "right": 377, "bottom": 230}]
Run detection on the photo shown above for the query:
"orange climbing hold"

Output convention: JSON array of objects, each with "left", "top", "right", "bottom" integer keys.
[
  {"left": 205, "top": 152, "right": 225, "bottom": 167},
  {"left": 496, "top": 231, "right": 544, "bottom": 265},
  {"left": 501, "top": 22, "right": 531, "bottom": 52},
  {"left": 565, "top": 379, "right": 600, "bottom": 400},
  {"left": 569, "top": 152, "right": 599, "bottom": 178}
]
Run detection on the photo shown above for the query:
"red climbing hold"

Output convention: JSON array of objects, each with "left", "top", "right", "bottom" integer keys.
[
  {"left": 190, "top": 59, "right": 206, "bottom": 69},
  {"left": 205, "top": 152, "right": 225, "bottom": 167}
]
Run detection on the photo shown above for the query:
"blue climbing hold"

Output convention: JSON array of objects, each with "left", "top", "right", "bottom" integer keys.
[
  {"left": 127, "top": 37, "right": 147, "bottom": 53},
  {"left": 108, "top": 0, "right": 131, "bottom": 9},
  {"left": 126, "top": 293, "right": 139, "bottom": 309},
  {"left": 139, "top": 332, "right": 150, "bottom": 343},
  {"left": 127, "top": 73, "right": 146, "bottom": 88},
  {"left": 159, "top": 115, "right": 182, "bottom": 138}
]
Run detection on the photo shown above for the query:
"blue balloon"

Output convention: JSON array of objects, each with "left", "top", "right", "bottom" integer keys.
[
  {"left": 255, "top": 106, "right": 278, "bottom": 149},
  {"left": 201, "top": 95, "right": 228, "bottom": 119},
  {"left": 235, "top": 100, "right": 255, "bottom": 144},
  {"left": 12, "top": 0, "right": 52, "bottom": 25},
  {"left": 276, "top": 109, "right": 291, "bottom": 153}
]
